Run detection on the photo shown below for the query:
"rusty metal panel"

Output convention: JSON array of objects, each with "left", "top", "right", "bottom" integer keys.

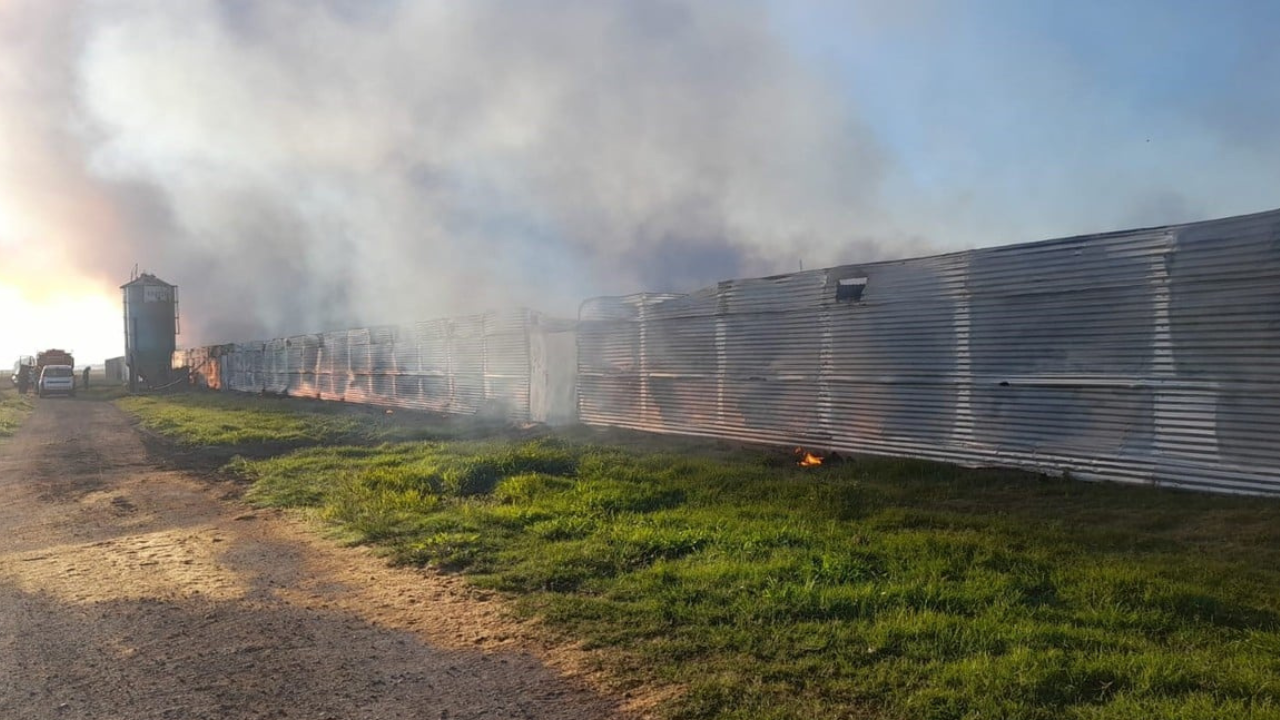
[{"left": 578, "top": 208, "right": 1280, "bottom": 496}]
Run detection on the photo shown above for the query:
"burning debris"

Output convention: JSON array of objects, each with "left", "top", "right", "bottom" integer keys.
[{"left": 795, "top": 448, "right": 825, "bottom": 467}]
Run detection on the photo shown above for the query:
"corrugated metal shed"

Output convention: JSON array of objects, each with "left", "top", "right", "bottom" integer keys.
[
  {"left": 578, "top": 208, "right": 1280, "bottom": 496},
  {"left": 104, "top": 356, "right": 129, "bottom": 384},
  {"left": 180, "top": 308, "right": 577, "bottom": 423}
]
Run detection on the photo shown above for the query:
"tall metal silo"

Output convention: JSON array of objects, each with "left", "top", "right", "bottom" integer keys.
[{"left": 122, "top": 272, "right": 179, "bottom": 391}]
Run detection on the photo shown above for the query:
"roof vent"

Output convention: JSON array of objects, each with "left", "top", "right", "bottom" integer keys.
[{"left": 836, "top": 277, "right": 868, "bottom": 302}]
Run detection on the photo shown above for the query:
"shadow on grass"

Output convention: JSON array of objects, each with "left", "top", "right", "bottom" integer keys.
[{"left": 115, "top": 389, "right": 1280, "bottom": 719}]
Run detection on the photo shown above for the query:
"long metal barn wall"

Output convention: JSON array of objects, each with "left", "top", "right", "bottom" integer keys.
[
  {"left": 578, "top": 208, "right": 1280, "bottom": 496},
  {"left": 179, "top": 309, "right": 577, "bottom": 423}
]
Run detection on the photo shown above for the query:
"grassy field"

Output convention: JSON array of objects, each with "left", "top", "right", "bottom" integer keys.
[
  {"left": 117, "top": 391, "right": 477, "bottom": 447},
  {"left": 78, "top": 381, "right": 131, "bottom": 402},
  {"left": 120, "top": 392, "right": 1280, "bottom": 720},
  {"left": 0, "top": 383, "right": 33, "bottom": 437}
]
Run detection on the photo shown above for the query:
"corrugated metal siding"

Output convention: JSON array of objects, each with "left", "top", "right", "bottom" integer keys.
[
  {"left": 104, "top": 356, "right": 129, "bottom": 383},
  {"left": 578, "top": 208, "right": 1280, "bottom": 496},
  {"left": 179, "top": 309, "right": 548, "bottom": 421}
]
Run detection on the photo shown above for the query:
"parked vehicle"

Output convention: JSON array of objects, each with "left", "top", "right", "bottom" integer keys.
[
  {"left": 36, "top": 349, "right": 74, "bottom": 371},
  {"left": 37, "top": 365, "right": 77, "bottom": 398}
]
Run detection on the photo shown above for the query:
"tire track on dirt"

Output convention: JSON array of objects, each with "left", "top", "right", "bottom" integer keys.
[{"left": 0, "top": 397, "right": 649, "bottom": 720}]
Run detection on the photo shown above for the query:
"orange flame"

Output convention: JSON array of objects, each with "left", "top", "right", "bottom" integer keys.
[{"left": 795, "top": 448, "right": 824, "bottom": 467}]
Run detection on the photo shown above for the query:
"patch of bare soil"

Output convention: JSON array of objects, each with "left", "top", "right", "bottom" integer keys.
[{"left": 0, "top": 397, "right": 657, "bottom": 719}]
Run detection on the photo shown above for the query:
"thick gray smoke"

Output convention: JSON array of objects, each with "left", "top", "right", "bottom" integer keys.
[
  {"left": 14, "top": 1, "right": 1271, "bottom": 350},
  {"left": 3, "top": 0, "right": 904, "bottom": 345}
]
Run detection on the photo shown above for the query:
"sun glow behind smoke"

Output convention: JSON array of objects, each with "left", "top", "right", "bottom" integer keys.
[
  {"left": 2, "top": 0, "right": 904, "bottom": 355},
  {"left": 1, "top": 0, "right": 1278, "bottom": 366},
  {"left": 0, "top": 284, "right": 121, "bottom": 366}
]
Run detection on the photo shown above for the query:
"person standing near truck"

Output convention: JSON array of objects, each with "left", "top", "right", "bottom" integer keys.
[
  {"left": 16, "top": 366, "right": 30, "bottom": 395},
  {"left": 83, "top": 366, "right": 90, "bottom": 389}
]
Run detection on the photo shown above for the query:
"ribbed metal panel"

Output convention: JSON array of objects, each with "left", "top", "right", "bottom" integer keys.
[
  {"left": 104, "top": 356, "right": 129, "bottom": 383},
  {"left": 179, "top": 309, "right": 554, "bottom": 422},
  {"left": 578, "top": 208, "right": 1280, "bottom": 496}
]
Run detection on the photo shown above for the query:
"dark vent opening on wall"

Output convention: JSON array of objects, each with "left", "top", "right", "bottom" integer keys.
[{"left": 836, "top": 277, "right": 868, "bottom": 302}]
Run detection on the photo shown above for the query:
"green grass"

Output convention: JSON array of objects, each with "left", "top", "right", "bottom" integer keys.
[
  {"left": 116, "top": 391, "right": 469, "bottom": 447},
  {"left": 79, "top": 382, "right": 130, "bottom": 401},
  {"left": 0, "top": 385, "right": 33, "bottom": 437},
  {"left": 121, "top": 392, "right": 1280, "bottom": 719}
]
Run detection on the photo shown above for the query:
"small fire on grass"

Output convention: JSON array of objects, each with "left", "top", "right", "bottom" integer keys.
[{"left": 795, "top": 448, "right": 824, "bottom": 467}]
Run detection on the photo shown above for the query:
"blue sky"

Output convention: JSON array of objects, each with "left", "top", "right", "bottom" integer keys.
[{"left": 772, "top": 0, "right": 1280, "bottom": 246}]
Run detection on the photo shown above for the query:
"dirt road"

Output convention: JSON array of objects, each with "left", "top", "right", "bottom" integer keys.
[{"left": 0, "top": 397, "right": 643, "bottom": 720}]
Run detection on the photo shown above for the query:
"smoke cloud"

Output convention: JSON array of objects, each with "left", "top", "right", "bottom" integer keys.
[
  {"left": 3, "top": 0, "right": 1275, "bottom": 351},
  {"left": 2, "top": 0, "right": 900, "bottom": 345}
]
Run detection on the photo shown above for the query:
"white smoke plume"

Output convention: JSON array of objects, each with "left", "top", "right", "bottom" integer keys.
[
  {"left": 3, "top": 0, "right": 903, "bottom": 345},
  {"left": 5, "top": 0, "right": 1275, "bottom": 349}
]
